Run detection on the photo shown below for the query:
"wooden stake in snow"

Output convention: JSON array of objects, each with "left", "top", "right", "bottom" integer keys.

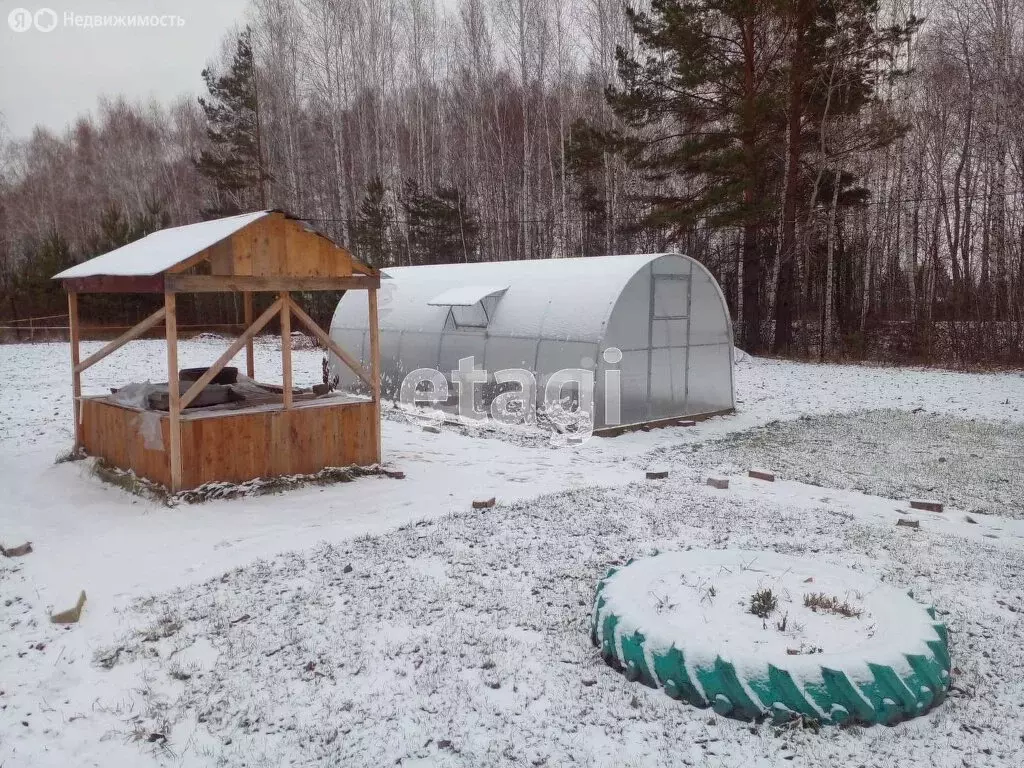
[
  {"left": 707, "top": 477, "right": 729, "bottom": 490},
  {"left": 0, "top": 541, "right": 33, "bottom": 557},
  {"left": 50, "top": 590, "right": 87, "bottom": 624},
  {"left": 910, "top": 499, "right": 943, "bottom": 513},
  {"left": 646, "top": 470, "right": 670, "bottom": 480},
  {"left": 749, "top": 469, "right": 776, "bottom": 482}
]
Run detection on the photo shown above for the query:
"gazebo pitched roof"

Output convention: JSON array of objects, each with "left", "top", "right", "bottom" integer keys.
[
  {"left": 54, "top": 211, "right": 270, "bottom": 278},
  {"left": 54, "top": 210, "right": 376, "bottom": 294}
]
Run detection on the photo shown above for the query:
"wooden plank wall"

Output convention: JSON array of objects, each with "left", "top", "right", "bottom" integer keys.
[
  {"left": 79, "top": 397, "right": 379, "bottom": 491},
  {"left": 80, "top": 398, "right": 172, "bottom": 487},
  {"left": 180, "top": 401, "right": 378, "bottom": 488},
  {"left": 197, "top": 213, "right": 354, "bottom": 279}
]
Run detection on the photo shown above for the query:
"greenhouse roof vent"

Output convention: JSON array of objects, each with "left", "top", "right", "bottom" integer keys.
[
  {"left": 427, "top": 284, "right": 508, "bottom": 330},
  {"left": 426, "top": 285, "right": 509, "bottom": 307}
]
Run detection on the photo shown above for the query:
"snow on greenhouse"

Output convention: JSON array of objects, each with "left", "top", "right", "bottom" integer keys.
[{"left": 328, "top": 253, "right": 735, "bottom": 431}]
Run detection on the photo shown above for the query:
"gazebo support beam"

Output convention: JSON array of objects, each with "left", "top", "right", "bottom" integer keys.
[
  {"left": 164, "top": 274, "right": 379, "bottom": 293},
  {"left": 62, "top": 275, "right": 165, "bottom": 294},
  {"left": 179, "top": 297, "right": 284, "bottom": 411},
  {"left": 280, "top": 292, "right": 292, "bottom": 409},
  {"left": 68, "top": 293, "right": 82, "bottom": 450},
  {"left": 74, "top": 306, "right": 167, "bottom": 375},
  {"left": 285, "top": 295, "right": 373, "bottom": 389},
  {"left": 243, "top": 292, "right": 255, "bottom": 379},
  {"left": 368, "top": 288, "right": 382, "bottom": 460},
  {"left": 165, "top": 292, "right": 182, "bottom": 492}
]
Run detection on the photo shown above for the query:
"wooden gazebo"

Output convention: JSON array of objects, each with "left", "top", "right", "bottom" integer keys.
[{"left": 54, "top": 210, "right": 381, "bottom": 493}]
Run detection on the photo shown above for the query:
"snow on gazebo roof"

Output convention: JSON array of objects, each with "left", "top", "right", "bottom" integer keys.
[{"left": 53, "top": 211, "right": 271, "bottom": 279}]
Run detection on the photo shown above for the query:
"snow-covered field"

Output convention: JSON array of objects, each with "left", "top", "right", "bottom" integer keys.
[
  {"left": 1, "top": 339, "right": 1023, "bottom": 767},
  {"left": 653, "top": 409, "right": 1024, "bottom": 518}
]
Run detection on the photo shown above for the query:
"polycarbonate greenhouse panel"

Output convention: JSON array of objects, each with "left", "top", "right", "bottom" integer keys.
[
  {"left": 683, "top": 344, "right": 734, "bottom": 415},
  {"left": 649, "top": 346, "right": 688, "bottom": 416},
  {"left": 536, "top": 339, "right": 599, "bottom": 379},
  {"left": 653, "top": 278, "right": 690, "bottom": 317},
  {"left": 604, "top": 269, "right": 652, "bottom": 352},
  {"left": 439, "top": 333, "right": 487, "bottom": 376},
  {"left": 397, "top": 331, "right": 441, "bottom": 372},
  {"left": 482, "top": 335, "right": 540, "bottom": 373},
  {"left": 652, "top": 255, "right": 691, "bottom": 277},
  {"left": 652, "top": 318, "right": 689, "bottom": 348},
  {"left": 688, "top": 274, "right": 733, "bottom": 346},
  {"left": 615, "top": 349, "right": 652, "bottom": 426}
]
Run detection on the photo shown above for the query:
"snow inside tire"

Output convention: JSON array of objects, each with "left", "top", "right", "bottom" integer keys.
[{"left": 590, "top": 550, "right": 951, "bottom": 726}]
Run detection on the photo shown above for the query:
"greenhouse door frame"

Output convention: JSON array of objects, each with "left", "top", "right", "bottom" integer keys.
[{"left": 645, "top": 272, "right": 693, "bottom": 422}]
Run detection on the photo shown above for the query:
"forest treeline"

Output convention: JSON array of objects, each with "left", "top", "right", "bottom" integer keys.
[{"left": 1, "top": 0, "right": 1022, "bottom": 366}]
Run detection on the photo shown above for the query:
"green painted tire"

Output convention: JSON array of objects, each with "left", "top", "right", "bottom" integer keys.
[{"left": 590, "top": 550, "right": 951, "bottom": 726}]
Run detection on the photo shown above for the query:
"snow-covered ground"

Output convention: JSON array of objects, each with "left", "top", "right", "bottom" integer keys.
[
  {"left": 1, "top": 339, "right": 1023, "bottom": 767},
  {"left": 652, "top": 409, "right": 1024, "bottom": 518}
]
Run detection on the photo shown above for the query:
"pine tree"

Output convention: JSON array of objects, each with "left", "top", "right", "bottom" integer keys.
[
  {"left": 87, "top": 202, "right": 169, "bottom": 256},
  {"left": 433, "top": 185, "right": 479, "bottom": 264},
  {"left": 401, "top": 180, "right": 480, "bottom": 266},
  {"left": 196, "top": 28, "right": 269, "bottom": 217},
  {"left": 84, "top": 202, "right": 170, "bottom": 321},
  {"left": 14, "top": 230, "right": 74, "bottom": 320},
  {"left": 565, "top": 119, "right": 611, "bottom": 257},
  {"left": 607, "top": 0, "right": 787, "bottom": 353},
  {"left": 351, "top": 177, "right": 394, "bottom": 268},
  {"left": 772, "top": 0, "right": 920, "bottom": 352}
]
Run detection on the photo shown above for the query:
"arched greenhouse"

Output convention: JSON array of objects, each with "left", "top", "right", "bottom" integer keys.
[{"left": 328, "top": 253, "right": 735, "bottom": 431}]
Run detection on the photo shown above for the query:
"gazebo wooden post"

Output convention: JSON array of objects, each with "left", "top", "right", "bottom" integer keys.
[
  {"left": 164, "top": 291, "right": 183, "bottom": 492},
  {"left": 280, "top": 291, "right": 292, "bottom": 409},
  {"left": 67, "top": 292, "right": 82, "bottom": 450},
  {"left": 368, "top": 287, "right": 381, "bottom": 460},
  {"left": 243, "top": 291, "right": 255, "bottom": 379}
]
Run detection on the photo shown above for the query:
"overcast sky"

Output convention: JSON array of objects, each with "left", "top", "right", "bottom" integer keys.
[{"left": 0, "top": 0, "right": 251, "bottom": 139}]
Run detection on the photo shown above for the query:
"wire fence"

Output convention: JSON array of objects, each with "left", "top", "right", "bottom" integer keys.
[
  {"left": 0, "top": 313, "right": 70, "bottom": 324},
  {"left": 0, "top": 322, "right": 253, "bottom": 344}
]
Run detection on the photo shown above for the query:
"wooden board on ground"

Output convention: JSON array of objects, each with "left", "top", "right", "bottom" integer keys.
[
  {"left": 50, "top": 591, "right": 87, "bottom": 624},
  {"left": 1, "top": 542, "right": 33, "bottom": 557}
]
